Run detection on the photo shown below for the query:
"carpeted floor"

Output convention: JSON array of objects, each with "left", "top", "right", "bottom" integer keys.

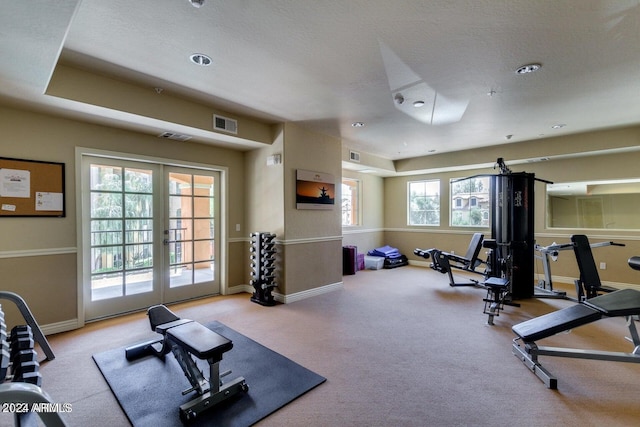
[
  {"left": 30, "top": 266, "right": 640, "bottom": 426},
  {"left": 92, "top": 321, "right": 325, "bottom": 427}
]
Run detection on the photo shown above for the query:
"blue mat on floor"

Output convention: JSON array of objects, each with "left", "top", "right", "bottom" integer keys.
[{"left": 93, "top": 321, "right": 326, "bottom": 427}]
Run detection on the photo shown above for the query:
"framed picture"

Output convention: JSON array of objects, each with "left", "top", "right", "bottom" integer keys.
[{"left": 296, "top": 169, "right": 335, "bottom": 210}]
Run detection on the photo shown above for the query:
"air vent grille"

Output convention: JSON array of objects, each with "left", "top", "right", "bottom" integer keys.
[
  {"left": 158, "top": 132, "right": 192, "bottom": 141},
  {"left": 349, "top": 150, "right": 361, "bottom": 162},
  {"left": 213, "top": 114, "right": 238, "bottom": 134}
]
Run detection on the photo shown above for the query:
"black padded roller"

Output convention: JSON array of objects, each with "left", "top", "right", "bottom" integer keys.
[{"left": 629, "top": 256, "right": 640, "bottom": 271}]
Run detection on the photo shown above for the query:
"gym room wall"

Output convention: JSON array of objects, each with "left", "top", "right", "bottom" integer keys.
[{"left": 379, "top": 125, "right": 640, "bottom": 292}]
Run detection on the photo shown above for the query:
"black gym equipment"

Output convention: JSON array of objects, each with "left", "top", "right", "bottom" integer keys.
[
  {"left": 249, "top": 232, "right": 277, "bottom": 306},
  {"left": 125, "top": 305, "right": 248, "bottom": 423},
  {"left": 512, "top": 247, "right": 640, "bottom": 389},
  {"left": 415, "top": 158, "right": 552, "bottom": 324},
  {"left": 414, "top": 232, "right": 487, "bottom": 287}
]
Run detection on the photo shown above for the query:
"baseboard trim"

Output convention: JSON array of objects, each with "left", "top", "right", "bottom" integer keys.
[
  {"left": 41, "top": 318, "right": 81, "bottom": 335},
  {"left": 234, "top": 282, "right": 344, "bottom": 304}
]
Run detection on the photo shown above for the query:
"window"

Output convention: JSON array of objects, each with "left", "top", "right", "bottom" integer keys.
[
  {"left": 341, "top": 178, "right": 360, "bottom": 226},
  {"left": 450, "top": 176, "right": 490, "bottom": 227},
  {"left": 408, "top": 180, "right": 440, "bottom": 225}
]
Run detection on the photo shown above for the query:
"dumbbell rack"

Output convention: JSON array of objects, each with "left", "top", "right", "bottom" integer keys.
[{"left": 249, "top": 232, "right": 277, "bottom": 306}]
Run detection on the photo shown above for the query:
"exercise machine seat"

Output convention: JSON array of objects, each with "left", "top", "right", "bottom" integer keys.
[{"left": 165, "top": 321, "right": 233, "bottom": 361}]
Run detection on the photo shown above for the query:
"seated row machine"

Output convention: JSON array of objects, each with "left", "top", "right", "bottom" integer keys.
[
  {"left": 512, "top": 256, "right": 640, "bottom": 389},
  {"left": 125, "top": 305, "right": 248, "bottom": 422}
]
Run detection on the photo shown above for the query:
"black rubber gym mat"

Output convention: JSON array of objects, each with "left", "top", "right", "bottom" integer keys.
[{"left": 93, "top": 321, "right": 326, "bottom": 427}]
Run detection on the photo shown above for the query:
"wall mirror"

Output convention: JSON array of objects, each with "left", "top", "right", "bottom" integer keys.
[{"left": 546, "top": 178, "right": 640, "bottom": 229}]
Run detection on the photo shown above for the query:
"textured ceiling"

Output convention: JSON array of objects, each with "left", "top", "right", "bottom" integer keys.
[{"left": 2, "top": 0, "right": 640, "bottom": 162}]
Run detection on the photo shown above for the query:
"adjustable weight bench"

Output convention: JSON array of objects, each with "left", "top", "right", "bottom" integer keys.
[
  {"left": 512, "top": 288, "right": 640, "bottom": 389},
  {"left": 125, "top": 305, "right": 248, "bottom": 422}
]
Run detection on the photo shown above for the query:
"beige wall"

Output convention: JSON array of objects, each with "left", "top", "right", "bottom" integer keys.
[
  {"left": 380, "top": 137, "right": 640, "bottom": 290},
  {"left": 0, "top": 105, "right": 249, "bottom": 329},
  {"left": 4, "top": 99, "right": 640, "bottom": 332}
]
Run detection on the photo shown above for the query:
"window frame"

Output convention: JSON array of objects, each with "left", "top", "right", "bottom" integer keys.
[
  {"left": 449, "top": 176, "right": 490, "bottom": 228},
  {"left": 407, "top": 179, "right": 440, "bottom": 226},
  {"left": 341, "top": 177, "right": 361, "bottom": 227}
]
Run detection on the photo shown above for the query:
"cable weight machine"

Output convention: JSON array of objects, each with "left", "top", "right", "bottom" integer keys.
[{"left": 482, "top": 158, "right": 553, "bottom": 304}]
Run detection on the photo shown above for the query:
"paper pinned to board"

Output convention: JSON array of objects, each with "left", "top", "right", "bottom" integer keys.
[
  {"left": 0, "top": 168, "right": 30, "bottom": 198},
  {"left": 35, "top": 192, "right": 63, "bottom": 211}
]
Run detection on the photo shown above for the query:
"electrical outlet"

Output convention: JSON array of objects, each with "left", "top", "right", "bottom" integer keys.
[
  {"left": 599, "top": 262, "right": 606, "bottom": 270},
  {"left": 236, "top": 224, "right": 241, "bottom": 232}
]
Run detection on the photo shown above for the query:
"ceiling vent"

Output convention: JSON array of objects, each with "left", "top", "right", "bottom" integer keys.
[
  {"left": 349, "top": 150, "right": 361, "bottom": 162},
  {"left": 213, "top": 115, "right": 238, "bottom": 134},
  {"left": 158, "top": 131, "right": 192, "bottom": 141}
]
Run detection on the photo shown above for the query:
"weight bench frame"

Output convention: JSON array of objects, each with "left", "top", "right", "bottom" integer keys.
[
  {"left": 125, "top": 305, "right": 248, "bottom": 422},
  {"left": 512, "top": 288, "right": 640, "bottom": 389}
]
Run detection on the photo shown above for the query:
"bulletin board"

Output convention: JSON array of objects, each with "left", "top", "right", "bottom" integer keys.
[{"left": 0, "top": 157, "right": 65, "bottom": 217}]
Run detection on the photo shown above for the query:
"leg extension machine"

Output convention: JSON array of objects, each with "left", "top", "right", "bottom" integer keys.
[
  {"left": 414, "top": 233, "right": 486, "bottom": 286},
  {"left": 125, "top": 305, "right": 248, "bottom": 422}
]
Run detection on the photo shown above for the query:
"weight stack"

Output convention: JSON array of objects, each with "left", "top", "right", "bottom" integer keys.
[{"left": 249, "top": 232, "right": 277, "bottom": 306}]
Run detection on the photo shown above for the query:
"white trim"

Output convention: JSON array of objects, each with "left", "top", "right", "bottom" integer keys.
[
  {"left": 278, "top": 235, "right": 343, "bottom": 245},
  {"left": 233, "top": 281, "right": 344, "bottom": 304},
  {"left": 341, "top": 227, "right": 384, "bottom": 235},
  {"left": 273, "top": 281, "right": 344, "bottom": 303},
  {"left": 41, "top": 319, "right": 81, "bottom": 335},
  {"left": 75, "top": 147, "right": 230, "bottom": 325},
  {"left": 0, "top": 247, "right": 76, "bottom": 259},
  {"left": 384, "top": 228, "right": 487, "bottom": 235}
]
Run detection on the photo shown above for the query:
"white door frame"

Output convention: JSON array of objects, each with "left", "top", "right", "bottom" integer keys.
[{"left": 75, "top": 147, "right": 229, "bottom": 325}]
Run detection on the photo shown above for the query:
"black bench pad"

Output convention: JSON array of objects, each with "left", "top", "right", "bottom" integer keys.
[
  {"left": 167, "top": 321, "right": 233, "bottom": 360},
  {"left": 513, "top": 304, "right": 602, "bottom": 342},
  {"left": 584, "top": 288, "right": 640, "bottom": 316}
]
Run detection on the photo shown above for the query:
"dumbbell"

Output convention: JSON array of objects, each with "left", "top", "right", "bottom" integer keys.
[{"left": 11, "top": 349, "right": 41, "bottom": 385}]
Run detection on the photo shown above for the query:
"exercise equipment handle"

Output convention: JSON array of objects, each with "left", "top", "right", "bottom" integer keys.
[{"left": 629, "top": 256, "right": 640, "bottom": 271}]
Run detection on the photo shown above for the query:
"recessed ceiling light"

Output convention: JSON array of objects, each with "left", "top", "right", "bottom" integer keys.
[
  {"left": 413, "top": 100, "right": 425, "bottom": 107},
  {"left": 190, "top": 53, "right": 212, "bottom": 66},
  {"left": 515, "top": 63, "right": 541, "bottom": 74},
  {"left": 189, "top": 0, "right": 205, "bottom": 7},
  {"left": 551, "top": 123, "right": 566, "bottom": 129},
  {"left": 352, "top": 122, "right": 364, "bottom": 127}
]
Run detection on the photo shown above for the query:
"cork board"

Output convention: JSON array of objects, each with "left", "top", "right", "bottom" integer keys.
[{"left": 0, "top": 157, "right": 65, "bottom": 217}]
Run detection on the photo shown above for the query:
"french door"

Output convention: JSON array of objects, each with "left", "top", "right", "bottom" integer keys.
[{"left": 81, "top": 156, "right": 220, "bottom": 321}]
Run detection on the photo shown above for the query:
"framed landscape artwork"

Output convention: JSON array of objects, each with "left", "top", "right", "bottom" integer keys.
[{"left": 296, "top": 169, "right": 335, "bottom": 210}]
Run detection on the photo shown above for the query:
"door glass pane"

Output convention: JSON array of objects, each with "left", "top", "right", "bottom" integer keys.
[
  {"left": 91, "top": 165, "right": 122, "bottom": 191},
  {"left": 125, "top": 220, "right": 153, "bottom": 243},
  {"left": 168, "top": 172, "right": 215, "bottom": 289},
  {"left": 194, "top": 240, "right": 213, "bottom": 262},
  {"left": 125, "top": 268, "right": 153, "bottom": 295},
  {"left": 91, "top": 272, "right": 124, "bottom": 301},
  {"left": 170, "top": 264, "right": 192, "bottom": 288},
  {"left": 125, "top": 168, "right": 153, "bottom": 193},
  {"left": 91, "top": 193, "right": 122, "bottom": 218},
  {"left": 169, "top": 219, "right": 192, "bottom": 241},
  {"left": 169, "top": 173, "right": 192, "bottom": 195},
  {"left": 89, "top": 164, "right": 154, "bottom": 301},
  {"left": 125, "top": 194, "right": 153, "bottom": 217},
  {"left": 193, "top": 219, "right": 213, "bottom": 240},
  {"left": 193, "top": 261, "right": 213, "bottom": 283}
]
